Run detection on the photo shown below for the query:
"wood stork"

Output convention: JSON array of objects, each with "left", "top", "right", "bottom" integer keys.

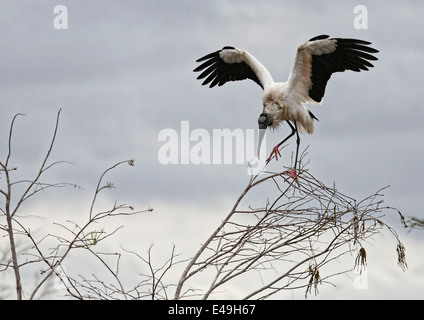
[{"left": 193, "top": 35, "right": 378, "bottom": 180}]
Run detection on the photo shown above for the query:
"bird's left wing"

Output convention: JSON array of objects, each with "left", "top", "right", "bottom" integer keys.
[
  {"left": 193, "top": 46, "right": 274, "bottom": 89},
  {"left": 286, "top": 35, "right": 379, "bottom": 104}
]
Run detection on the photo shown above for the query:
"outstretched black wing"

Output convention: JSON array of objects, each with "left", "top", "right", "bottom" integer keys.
[
  {"left": 193, "top": 46, "right": 264, "bottom": 89},
  {"left": 308, "top": 35, "right": 379, "bottom": 102},
  {"left": 288, "top": 35, "right": 379, "bottom": 104}
]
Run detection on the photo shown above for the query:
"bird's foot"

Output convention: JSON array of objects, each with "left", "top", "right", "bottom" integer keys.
[
  {"left": 283, "top": 169, "right": 299, "bottom": 184},
  {"left": 266, "top": 145, "right": 281, "bottom": 163}
]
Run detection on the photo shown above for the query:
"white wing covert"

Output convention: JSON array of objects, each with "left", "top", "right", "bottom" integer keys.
[{"left": 194, "top": 47, "right": 274, "bottom": 89}]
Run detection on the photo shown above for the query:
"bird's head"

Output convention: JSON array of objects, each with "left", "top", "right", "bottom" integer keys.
[
  {"left": 257, "top": 112, "right": 273, "bottom": 130},
  {"left": 257, "top": 113, "right": 273, "bottom": 158}
]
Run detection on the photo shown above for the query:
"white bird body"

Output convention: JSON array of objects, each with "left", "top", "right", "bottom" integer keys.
[
  {"left": 194, "top": 35, "right": 378, "bottom": 170},
  {"left": 262, "top": 82, "right": 315, "bottom": 134}
]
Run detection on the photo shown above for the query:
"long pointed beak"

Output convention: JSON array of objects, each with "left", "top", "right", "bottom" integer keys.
[{"left": 257, "top": 128, "right": 266, "bottom": 158}]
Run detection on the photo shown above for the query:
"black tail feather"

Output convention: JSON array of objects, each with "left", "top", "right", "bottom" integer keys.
[{"left": 309, "top": 110, "right": 319, "bottom": 121}]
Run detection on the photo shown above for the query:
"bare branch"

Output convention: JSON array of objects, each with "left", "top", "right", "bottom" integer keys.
[
  {"left": 174, "top": 154, "right": 407, "bottom": 300},
  {"left": 11, "top": 109, "right": 62, "bottom": 219}
]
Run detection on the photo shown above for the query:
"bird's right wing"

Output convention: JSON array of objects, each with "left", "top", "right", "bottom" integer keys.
[
  {"left": 285, "top": 35, "right": 379, "bottom": 104},
  {"left": 193, "top": 46, "right": 274, "bottom": 89}
]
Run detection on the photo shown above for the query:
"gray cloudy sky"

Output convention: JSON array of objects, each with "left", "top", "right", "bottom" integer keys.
[{"left": 1, "top": 0, "right": 423, "bottom": 299}]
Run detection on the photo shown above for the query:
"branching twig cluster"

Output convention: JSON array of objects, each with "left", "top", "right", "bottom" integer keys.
[
  {"left": 0, "top": 111, "right": 152, "bottom": 299},
  {"left": 1, "top": 111, "right": 407, "bottom": 300},
  {"left": 174, "top": 154, "right": 407, "bottom": 299}
]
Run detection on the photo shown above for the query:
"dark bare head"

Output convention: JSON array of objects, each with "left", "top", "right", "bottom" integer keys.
[{"left": 257, "top": 112, "right": 273, "bottom": 130}]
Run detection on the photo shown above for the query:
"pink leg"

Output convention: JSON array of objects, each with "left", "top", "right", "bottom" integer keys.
[
  {"left": 267, "top": 145, "right": 299, "bottom": 183},
  {"left": 266, "top": 145, "right": 282, "bottom": 163},
  {"left": 283, "top": 169, "right": 298, "bottom": 183}
]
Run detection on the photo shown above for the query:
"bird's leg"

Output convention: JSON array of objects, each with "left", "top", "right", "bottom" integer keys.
[
  {"left": 283, "top": 121, "right": 300, "bottom": 183},
  {"left": 266, "top": 121, "right": 296, "bottom": 164},
  {"left": 266, "top": 145, "right": 282, "bottom": 162}
]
